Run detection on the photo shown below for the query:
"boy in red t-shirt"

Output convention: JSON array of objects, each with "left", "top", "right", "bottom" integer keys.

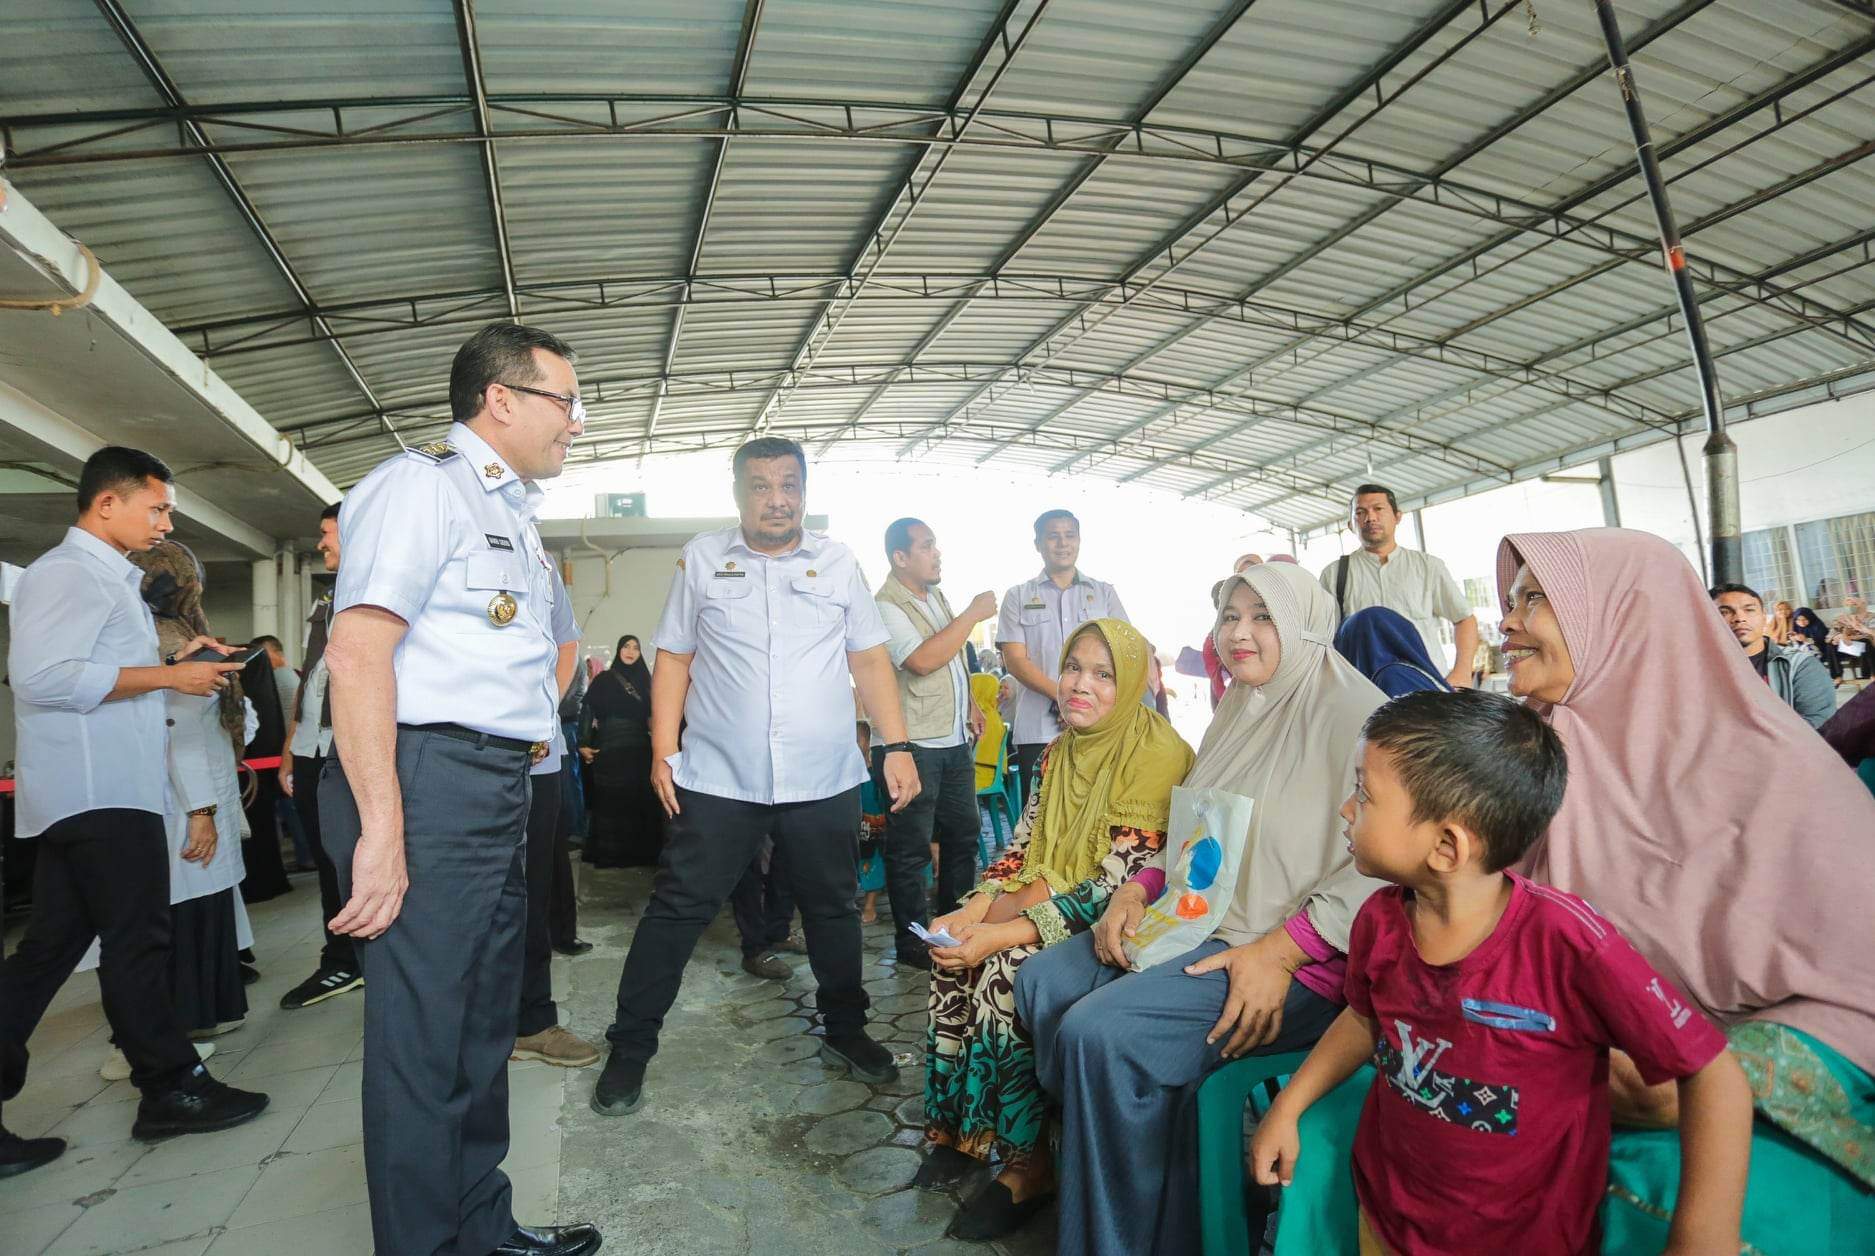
[{"left": 1249, "top": 690, "right": 1751, "bottom": 1256}]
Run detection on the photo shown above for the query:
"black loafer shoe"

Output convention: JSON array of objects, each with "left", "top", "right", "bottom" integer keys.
[
  {"left": 590, "top": 1053, "right": 644, "bottom": 1117},
  {"left": 819, "top": 1032, "right": 899, "bottom": 1085},
  {"left": 131, "top": 1065, "right": 269, "bottom": 1140},
  {"left": 912, "top": 1144, "right": 977, "bottom": 1191},
  {"left": 552, "top": 940, "right": 594, "bottom": 957},
  {"left": 0, "top": 1127, "right": 66, "bottom": 1179},
  {"left": 492, "top": 1222, "right": 602, "bottom": 1255},
  {"left": 945, "top": 1179, "right": 1054, "bottom": 1242}
]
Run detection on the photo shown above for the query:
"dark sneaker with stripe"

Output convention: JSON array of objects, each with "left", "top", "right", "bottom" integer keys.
[{"left": 278, "top": 966, "right": 363, "bottom": 1011}]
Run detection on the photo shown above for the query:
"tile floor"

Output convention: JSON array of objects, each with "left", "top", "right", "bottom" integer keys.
[{"left": 1, "top": 859, "right": 1057, "bottom": 1256}]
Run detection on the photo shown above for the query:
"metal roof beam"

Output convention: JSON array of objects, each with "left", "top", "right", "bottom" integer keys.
[
  {"left": 280, "top": 359, "right": 1513, "bottom": 483},
  {"left": 451, "top": 0, "right": 517, "bottom": 322},
  {"left": 742, "top": 0, "right": 1052, "bottom": 438},
  {"left": 1210, "top": 27, "right": 1875, "bottom": 414},
  {"left": 1093, "top": 130, "right": 1875, "bottom": 486},
  {"left": 903, "top": 0, "right": 1525, "bottom": 461},
  {"left": 648, "top": 0, "right": 767, "bottom": 447},
  {"left": 1048, "top": 21, "right": 1875, "bottom": 477},
  {"left": 819, "top": 0, "right": 1265, "bottom": 453},
  {"left": 1209, "top": 237, "right": 1875, "bottom": 509},
  {"left": 87, "top": 0, "right": 393, "bottom": 438}
]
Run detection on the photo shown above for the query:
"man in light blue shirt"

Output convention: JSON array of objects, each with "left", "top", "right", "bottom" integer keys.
[
  {"left": 318, "top": 323, "right": 601, "bottom": 1256},
  {"left": 995, "top": 509, "right": 1130, "bottom": 805},
  {"left": 593, "top": 436, "right": 921, "bottom": 1116},
  {"left": 2, "top": 447, "right": 267, "bottom": 1170}
]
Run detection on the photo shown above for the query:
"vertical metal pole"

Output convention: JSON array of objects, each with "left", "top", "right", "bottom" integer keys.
[
  {"left": 1596, "top": 456, "right": 1622, "bottom": 528},
  {"left": 1592, "top": 0, "right": 1741, "bottom": 583}
]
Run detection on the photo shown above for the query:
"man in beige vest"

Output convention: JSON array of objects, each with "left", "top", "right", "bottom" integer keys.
[{"left": 873, "top": 518, "right": 997, "bottom": 969}]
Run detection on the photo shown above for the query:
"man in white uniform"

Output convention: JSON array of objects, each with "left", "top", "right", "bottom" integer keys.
[
  {"left": 319, "top": 323, "right": 601, "bottom": 1256},
  {"left": 592, "top": 437, "right": 921, "bottom": 1116}
]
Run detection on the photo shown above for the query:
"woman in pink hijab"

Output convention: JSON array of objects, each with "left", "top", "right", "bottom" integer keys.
[{"left": 1497, "top": 528, "right": 1875, "bottom": 1252}]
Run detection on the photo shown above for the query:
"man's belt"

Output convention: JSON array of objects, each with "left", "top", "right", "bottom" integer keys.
[{"left": 398, "top": 722, "right": 548, "bottom": 759}]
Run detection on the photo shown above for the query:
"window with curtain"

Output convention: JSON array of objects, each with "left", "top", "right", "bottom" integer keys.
[
  {"left": 1740, "top": 527, "right": 1797, "bottom": 603},
  {"left": 1795, "top": 510, "right": 1875, "bottom": 609}
]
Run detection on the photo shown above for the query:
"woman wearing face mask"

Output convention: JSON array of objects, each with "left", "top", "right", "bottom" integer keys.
[
  {"left": 1014, "top": 562, "right": 1387, "bottom": 1256},
  {"left": 101, "top": 542, "right": 256, "bottom": 1059},
  {"left": 914, "top": 619, "right": 1193, "bottom": 1242},
  {"left": 578, "top": 635, "right": 662, "bottom": 868},
  {"left": 1491, "top": 529, "right": 1875, "bottom": 1254}
]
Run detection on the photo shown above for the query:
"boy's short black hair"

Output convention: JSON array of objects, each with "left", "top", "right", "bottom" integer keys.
[
  {"left": 77, "top": 446, "right": 172, "bottom": 513},
  {"left": 732, "top": 436, "right": 807, "bottom": 482},
  {"left": 884, "top": 516, "right": 927, "bottom": 563},
  {"left": 319, "top": 502, "right": 342, "bottom": 524},
  {"left": 1709, "top": 582, "right": 1762, "bottom": 604},
  {"left": 1033, "top": 509, "right": 1078, "bottom": 541},
  {"left": 1363, "top": 689, "right": 1568, "bottom": 873}
]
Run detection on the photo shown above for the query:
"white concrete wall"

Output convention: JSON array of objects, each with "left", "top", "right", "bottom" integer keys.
[{"left": 556, "top": 545, "right": 688, "bottom": 672}]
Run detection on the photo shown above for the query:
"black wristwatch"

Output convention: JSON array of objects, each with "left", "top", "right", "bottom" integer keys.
[{"left": 880, "top": 741, "right": 915, "bottom": 755}]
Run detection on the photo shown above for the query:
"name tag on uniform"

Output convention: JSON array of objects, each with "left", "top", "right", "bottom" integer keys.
[
  {"left": 1024, "top": 600, "right": 1045, "bottom": 611},
  {"left": 713, "top": 570, "right": 747, "bottom": 579},
  {"left": 485, "top": 534, "right": 514, "bottom": 551}
]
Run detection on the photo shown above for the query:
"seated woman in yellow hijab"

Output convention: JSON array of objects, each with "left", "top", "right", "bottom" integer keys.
[{"left": 915, "top": 619, "right": 1194, "bottom": 1242}]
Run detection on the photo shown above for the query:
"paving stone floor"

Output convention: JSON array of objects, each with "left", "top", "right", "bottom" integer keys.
[{"left": 0, "top": 860, "right": 1057, "bottom": 1256}]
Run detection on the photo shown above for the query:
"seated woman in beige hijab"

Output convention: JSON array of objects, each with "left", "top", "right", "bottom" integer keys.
[{"left": 1014, "top": 561, "right": 1388, "bottom": 1256}]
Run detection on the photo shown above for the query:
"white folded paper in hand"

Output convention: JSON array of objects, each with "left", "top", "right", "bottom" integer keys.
[{"left": 909, "top": 921, "right": 960, "bottom": 947}]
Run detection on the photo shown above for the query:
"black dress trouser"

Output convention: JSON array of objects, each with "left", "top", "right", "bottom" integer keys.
[
  {"left": 0, "top": 808, "right": 199, "bottom": 1097},
  {"left": 608, "top": 785, "right": 868, "bottom": 1065},
  {"left": 291, "top": 753, "right": 354, "bottom": 973},
  {"left": 871, "top": 743, "right": 980, "bottom": 960},
  {"left": 320, "top": 729, "right": 531, "bottom": 1256}
]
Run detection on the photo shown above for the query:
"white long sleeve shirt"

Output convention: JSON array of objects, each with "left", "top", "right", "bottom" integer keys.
[{"left": 7, "top": 527, "right": 169, "bottom": 838}]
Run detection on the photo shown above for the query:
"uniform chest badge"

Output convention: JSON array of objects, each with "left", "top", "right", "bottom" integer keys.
[
  {"left": 806, "top": 569, "right": 817, "bottom": 578},
  {"left": 724, "top": 561, "right": 737, "bottom": 571},
  {"left": 488, "top": 591, "right": 519, "bottom": 626},
  {"left": 484, "top": 462, "right": 505, "bottom": 480}
]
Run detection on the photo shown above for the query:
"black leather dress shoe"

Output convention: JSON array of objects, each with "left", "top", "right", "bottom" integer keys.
[
  {"left": 0, "top": 1126, "right": 66, "bottom": 1179},
  {"left": 132, "top": 1064, "right": 269, "bottom": 1140},
  {"left": 552, "top": 940, "right": 594, "bottom": 957},
  {"left": 492, "top": 1222, "right": 602, "bottom": 1255},
  {"left": 589, "top": 1052, "right": 643, "bottom": 1116}
]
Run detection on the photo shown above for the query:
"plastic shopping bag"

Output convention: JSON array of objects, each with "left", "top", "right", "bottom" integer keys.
[{"left": 1123, "top": 785, "right": 1254, "bottom": 972}]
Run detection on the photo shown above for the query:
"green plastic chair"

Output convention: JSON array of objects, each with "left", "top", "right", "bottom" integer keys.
[{"left": 1198, "top": 1050, "right": 1309, "bottom": 1256}]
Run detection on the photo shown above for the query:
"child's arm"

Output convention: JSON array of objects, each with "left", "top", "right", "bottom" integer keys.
[
  {"left": 1663, "top": 1049, "right": 1751, "bottom": 1256},
  {"left": 1248, "top": 1007, "right": 1378, "bottom": 1186}
]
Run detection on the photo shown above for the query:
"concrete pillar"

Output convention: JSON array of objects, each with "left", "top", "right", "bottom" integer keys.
[
  {"left": 1597, "top": 456, "right": 1622, "bottom": 528},
  {"left": 1412, "top": 509, "right": 1428, "bottom": 551},
  {"left": 250, "top": 550, "right": 282, "bottom": 647}
]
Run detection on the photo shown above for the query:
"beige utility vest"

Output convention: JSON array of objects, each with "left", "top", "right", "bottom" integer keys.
[{"left": 874, "top": 577, "right": 963, "bottom": 743}]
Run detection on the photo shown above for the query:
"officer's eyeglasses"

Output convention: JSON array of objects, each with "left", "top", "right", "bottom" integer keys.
[{"left": 501, "top": 382, "right": 586, "bottom": 427}]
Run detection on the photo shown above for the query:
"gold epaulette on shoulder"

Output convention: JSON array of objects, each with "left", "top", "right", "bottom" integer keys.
[{"left": 406, "top": 441, "right": 458, "bottom": 463}]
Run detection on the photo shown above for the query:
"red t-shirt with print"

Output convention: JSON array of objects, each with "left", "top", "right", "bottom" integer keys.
[{"left": 1344, "top": 872, "right": 1727, "bottom": 1256}]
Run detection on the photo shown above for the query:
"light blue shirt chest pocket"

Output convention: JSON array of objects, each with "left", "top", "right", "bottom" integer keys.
[
  {"left": 456, "top": 551, "right": 531, "bottom": 632},
  {"left": 702, "top": 574, "right": 754, "bottom": 631}
]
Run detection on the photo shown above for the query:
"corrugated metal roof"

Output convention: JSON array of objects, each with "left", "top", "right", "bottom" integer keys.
[{"left": 2, "top": 0, "right": 1871, "bottom": 533}]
